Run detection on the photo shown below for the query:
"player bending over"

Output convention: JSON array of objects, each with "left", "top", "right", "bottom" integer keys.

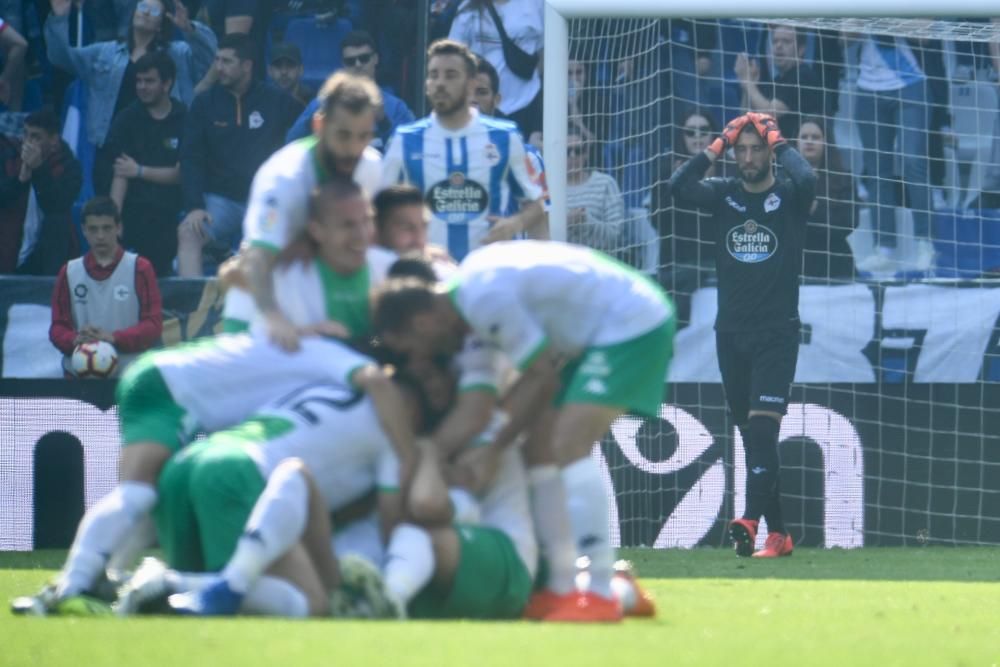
[{"left": 372, "top": 240, "right": 676, "bottom": 622}]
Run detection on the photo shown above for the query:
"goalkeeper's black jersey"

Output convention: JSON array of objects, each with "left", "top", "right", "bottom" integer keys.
[{"left": 669, "top": 144, "right": 817, "bottom": 332}]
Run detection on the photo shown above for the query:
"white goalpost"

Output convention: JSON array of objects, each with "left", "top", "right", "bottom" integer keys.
[{"left": 542, "top": 1, "right": 1000, "bottom": 549}]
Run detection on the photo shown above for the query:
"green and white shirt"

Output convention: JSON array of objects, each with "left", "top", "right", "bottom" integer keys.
[
  {"left": 245, "top": 247, "right": 396, "bottom": 339},
  {"left": 238, "top": 384, "right": 400, "bottom": 509},
  {"left": 448, "top": 241, "right": 673, "bottom": 369},
  {"left": 150, "top": 334, "right": 372, "bottom": 436}
]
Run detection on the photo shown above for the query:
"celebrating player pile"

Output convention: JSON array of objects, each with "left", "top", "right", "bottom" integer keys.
[
  {"left": 372, "top": 240, "right": 675, "bottom": 621},
  {"left": 13, "top": 39, "right": 674, "bottom": 621}
]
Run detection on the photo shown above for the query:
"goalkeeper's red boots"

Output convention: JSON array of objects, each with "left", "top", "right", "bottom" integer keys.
[
  {"left": 753, "top": 532, "right": 794, "bottom": 558},
  {"left": 728, "top": 518, "right": 759, "bottom": 557}
]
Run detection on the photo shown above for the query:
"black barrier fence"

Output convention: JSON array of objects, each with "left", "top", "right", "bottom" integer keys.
[{"left": 1, "top": 380, "right": 998, "bottom": 550}]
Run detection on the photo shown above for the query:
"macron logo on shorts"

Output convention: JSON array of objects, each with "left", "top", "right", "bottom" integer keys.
[{"left": 759, "top": 395, "right": 785, "bottom": 404}]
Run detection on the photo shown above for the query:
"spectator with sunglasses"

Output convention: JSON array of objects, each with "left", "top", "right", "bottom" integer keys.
[
  {"left": 44, "top": 0, "right": 216, "bottom": 153},
  {"left": 285, "top": 30, "right": 414, "bottom": 151},
  {"left": 650, "top": 109, "right": 720, "bottom": 320}
]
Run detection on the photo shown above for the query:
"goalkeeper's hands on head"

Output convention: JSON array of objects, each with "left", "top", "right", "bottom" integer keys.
[
  {"left": 708, "top": 114, "right": 751, "bottom": 158},
  {"left": 747, "top": 112, "right": 786, "bottom": 149}
]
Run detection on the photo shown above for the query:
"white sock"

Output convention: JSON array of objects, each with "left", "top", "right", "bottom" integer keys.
[
  {"left": 448, "top": 488, "right": 481, "bottom": 524},
  {"left": 563, "top": 457, "right": 615, "bottom": 598},
  {"left": 241, "top": 576, "right": 309, "bottom": 617},
  {"left": 166, "top": 572, "right": 308, "bottom": 618},
  {"left": 383, "top": 523, "right": 434, "bottom": 607},
  {"left": 221, "top": 465, "right": 308, "bottom": 593},
  {"left": 58, "top": 482, "right": 157, "bottom": 597},
  {"left": 527, "top": 465, "right": 577, "bottom": 595},
  {"left": 106, "top": 514, "right": 156, "bottom": 574}
]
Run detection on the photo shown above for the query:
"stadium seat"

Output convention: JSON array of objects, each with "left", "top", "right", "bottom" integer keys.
[
  {"left": 283, "top": 16, "right": 353, "bottom": 91},
  {"left": 944, "top": 81, "right": 998, "bottom": 209},
  {"left": 932, "top": 209, "right": 1000, "bottom": 278}
]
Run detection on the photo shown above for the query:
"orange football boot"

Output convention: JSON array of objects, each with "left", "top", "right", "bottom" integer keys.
[
  {"left": 752, "top": 532, "right": 794, "bottom": 558},
  {"left": 729, "top": 518, "right": 759, "bottom": 557}
]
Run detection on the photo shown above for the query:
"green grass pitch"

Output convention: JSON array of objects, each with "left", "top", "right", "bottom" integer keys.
[{"left": 2, "top": 548, "right": 998, "bottom": 667}]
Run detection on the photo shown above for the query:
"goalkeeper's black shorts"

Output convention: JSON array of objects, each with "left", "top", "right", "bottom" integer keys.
[{"left": 715, "top": 325, "right": 799, "bottom": 424}]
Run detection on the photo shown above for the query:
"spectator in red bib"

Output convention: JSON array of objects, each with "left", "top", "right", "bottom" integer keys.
[{"left": 50, "top": 197, "right": 163, "bottom": 377}]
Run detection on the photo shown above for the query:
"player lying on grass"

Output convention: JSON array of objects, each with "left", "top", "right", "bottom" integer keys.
[
  {"left": 372, "top": 240, "right": 675, "bottom": 622},
  {"left": 13, "top": 335, "right": 418, "bottom": 615},
  {"left": 152, "top": 357, "right": 537, "bottom": 620},
  {"left": 115, "top": 379, "right": 423, "bottom": 617},
  {"left": 381, "top": 353, "right": 651, "bottom": 620},
  {"left": 380, "top": 256, "right": 657, "bottom": 619},
  {"left": 371, "top": 357, "right": 539, "bottom": 620},
  {"left": 117, "top": 458, "right": 346, "bottom": 618}
]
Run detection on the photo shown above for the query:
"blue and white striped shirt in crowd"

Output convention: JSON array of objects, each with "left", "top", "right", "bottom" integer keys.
[{"left": 381, "top": 109, "right": 544, "bottom": 260}]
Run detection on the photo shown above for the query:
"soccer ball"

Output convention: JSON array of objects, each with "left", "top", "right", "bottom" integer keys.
[{"left": 71, "top": 341, "right": 119, "bottom": 378}]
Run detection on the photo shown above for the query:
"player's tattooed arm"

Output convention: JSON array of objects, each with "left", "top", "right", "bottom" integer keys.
[{"left": 244, "top": 245, "right": 301, "bottom": 351}]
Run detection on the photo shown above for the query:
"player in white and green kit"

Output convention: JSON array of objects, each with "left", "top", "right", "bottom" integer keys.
[
  {"left": 242, "top": 178, "right": 395, "bottom": 341},
  {"left": 223, "top": 70, "right": 384, "bottom": 345},
  {"left": 382, "top": 399, "right": 538, "bottom": 620},
  {"left": 147, "top": 382, "right": 405, "bottom": 617},
  {"left": 14, "top": 333, "right": 417, "bottom": 615},
  {"left": 372, "top": 240, "right": 675, "bottom": 622}
]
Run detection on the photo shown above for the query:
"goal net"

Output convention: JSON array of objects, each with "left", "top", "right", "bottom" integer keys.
[{"left": 547, "top": 11, "right": 1000, "bottom": 548}]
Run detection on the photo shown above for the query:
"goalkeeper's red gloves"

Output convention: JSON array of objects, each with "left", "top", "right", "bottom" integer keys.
[
  {"left": 708, "top": 114, "right": 751, "bottom": 157},
  {"left": 747, "top": 112, "right": 786, "bottom": 149}
]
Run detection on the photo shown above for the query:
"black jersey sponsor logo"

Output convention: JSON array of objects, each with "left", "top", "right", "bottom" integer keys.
[
  {"left": 726, "top": 219, "right": 778, "bottom": 263},
  {"left": 426, "top": 172, "right": 489, "bottom": 223}
]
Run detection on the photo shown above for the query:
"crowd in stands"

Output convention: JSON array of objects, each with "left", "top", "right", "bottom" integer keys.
[{"left": 0, "top": 4, "right": 998, "bottom": 302}]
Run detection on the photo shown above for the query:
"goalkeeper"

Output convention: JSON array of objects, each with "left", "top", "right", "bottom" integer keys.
[{"left": 669, "top": 112, "right": 816, "bottom": 558}]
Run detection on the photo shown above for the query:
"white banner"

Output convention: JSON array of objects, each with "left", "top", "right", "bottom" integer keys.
[{"left": 669, "top": 285, "right": 1000, "bottom": 383}]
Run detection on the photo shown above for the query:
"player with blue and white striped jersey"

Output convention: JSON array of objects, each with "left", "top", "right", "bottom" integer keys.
[
  {"left": 380, "top": 39, "right": 545, "bottom": 261},
  {"left": 468, "top": 54, "right": 550, "bottom": 221}
]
